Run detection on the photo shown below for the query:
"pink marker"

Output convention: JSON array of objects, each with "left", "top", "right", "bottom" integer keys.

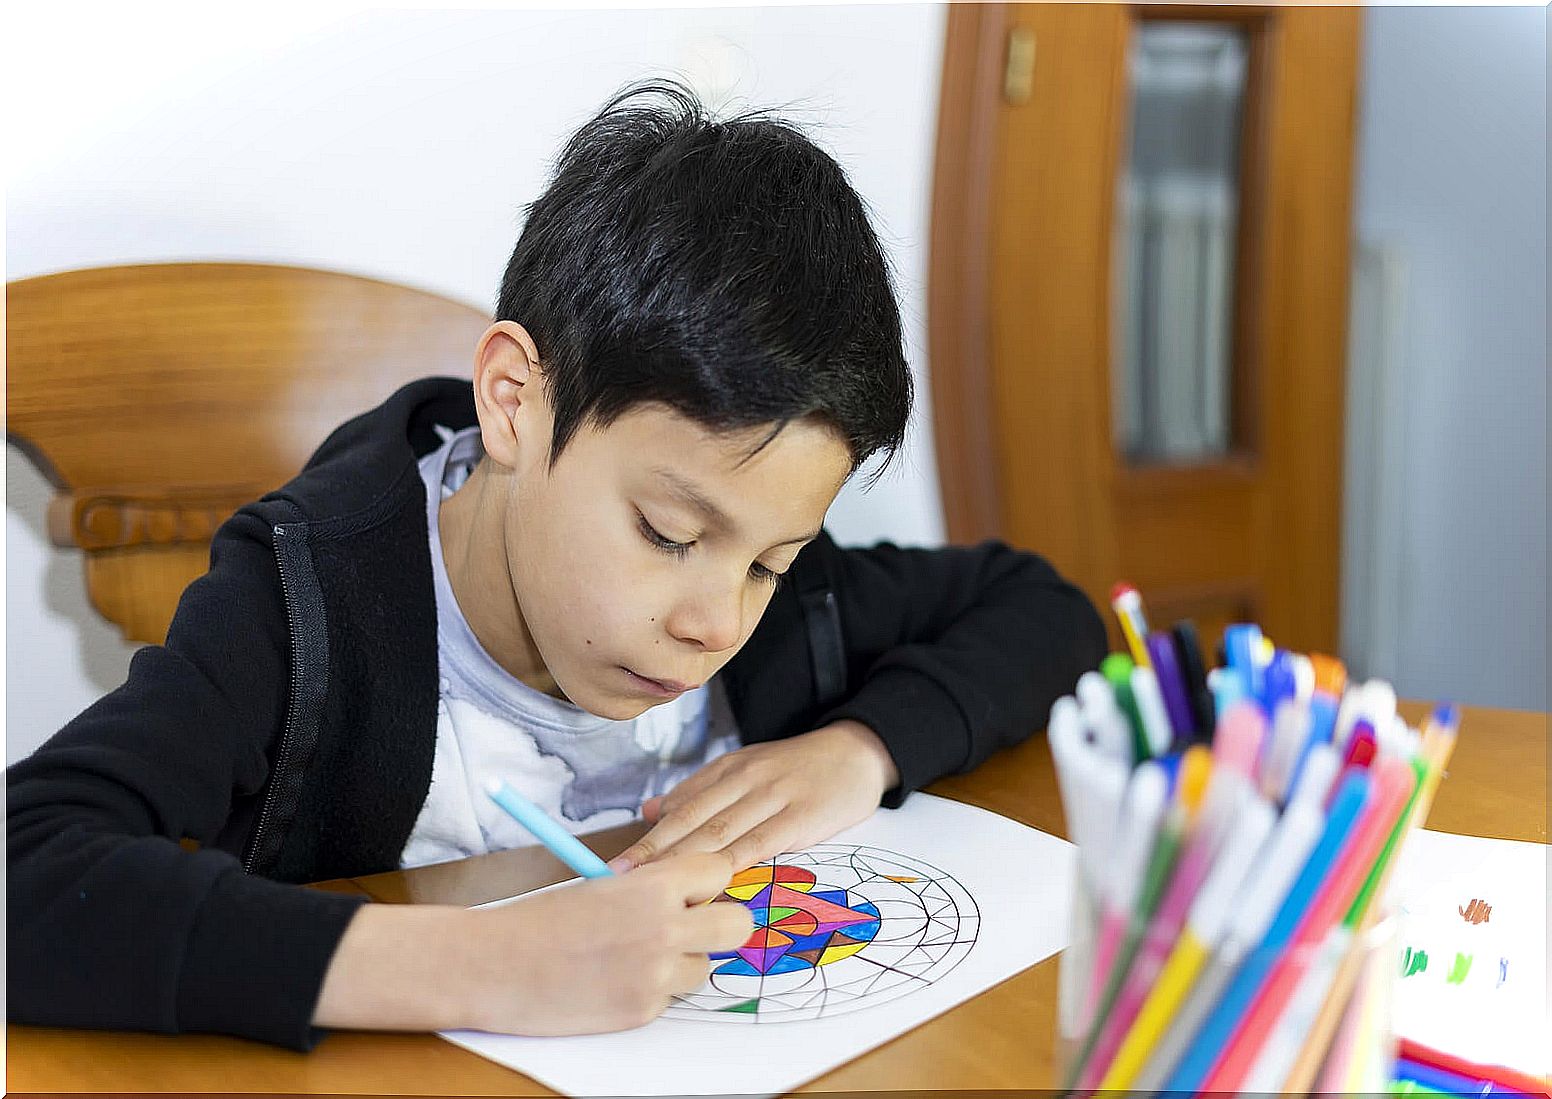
[
  {"left": 1197, "top": 755, "right": 1417, "bottom": 1093},
  {"left": 1079, "top": 761, "right": 1167, "bottom": 1036},
  {"left": 1078, "top": 775, "right": 1273, "bottom": 1089}
]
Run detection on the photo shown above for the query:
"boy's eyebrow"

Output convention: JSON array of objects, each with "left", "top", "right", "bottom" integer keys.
[{"left": 651, "top": 468, "right": 820, "bottom": 547}]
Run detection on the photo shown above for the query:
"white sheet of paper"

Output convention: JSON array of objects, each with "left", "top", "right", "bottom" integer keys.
[
  {"left": 438, "top": 792, "right": 1074, "bottom": 1097},
  {"left": 1386, "top": 827, "right": 1550, "bottom": 1075}
]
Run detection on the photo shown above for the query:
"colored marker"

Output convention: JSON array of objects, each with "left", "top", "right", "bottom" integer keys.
[
  {"left": 1048, "top": 695, "right": 1129, "bottom": 899},
  {"left": 1110, "top": 583, "right": 1153, "bottom": 668},
  {"left": 1223, "top": 623, "right": 1266, "bottom": 700},
  {"left": 1162, "top": 770, "right": 1373, "bottom": 1093},
  {"left": 1076, "top": 670, "right": 1133, "bottom": 765},
  {"left": 1102, "top": 652, "right": 1151, "bottom": 762},
  {"left": 1129, "top": 795, "right": 1326, "bottom": 1090},
  {"left": 1145, "top": 630, "right": 1196, "bottom": 745},
  {"left": 1096, "top": 790, "right": 1275, "bottom": 1090},
  {"left": 1397, "top": 1038, "right": 1552, "bottom": 1098},
  {"left": 1260, "top": 697, "right": 1314, "bottom": 803},
  {"left": 1069, "top": 752, "right": 1208, "bottom": 1088},
  {"left": 1130, "top": 665, "right": 1174, "bottom": 759},
  {"left": 485, "top": 779, "right": 614, "bottom": 879},
  {"left": 1199, "top": 756, "right": 1415, "bottom": 1093},
  {"left": 1077, "top": 761, "right": 1168, "bottom": 1039},
  {"left": 1341, "top": 720, "right": 1379, "bottom": 773},
  {"left": 1170, "top": 621, "right": 1215, "bottom": 740}
]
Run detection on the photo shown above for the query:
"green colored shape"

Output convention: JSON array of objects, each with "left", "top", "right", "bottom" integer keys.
[
  {"left": 719, "top": 998, "right": 760, "bottom": 1014},
  {"left": 769, "top": 907, "right": 800, "bottom": 922}
]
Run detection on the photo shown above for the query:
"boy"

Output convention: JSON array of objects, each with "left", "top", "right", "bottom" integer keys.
[{"left": 7, "top": 82, "right": 1104, "bottom": 1047}]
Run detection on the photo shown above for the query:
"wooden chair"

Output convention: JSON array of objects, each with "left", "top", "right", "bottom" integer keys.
[{"left": 7, "top": 263, "right": 491, "bottom": 645}]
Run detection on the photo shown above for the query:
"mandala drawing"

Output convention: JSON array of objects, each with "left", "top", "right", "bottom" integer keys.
[{"left": 663, "top": 843, "right": 980, "bottom": 1022}]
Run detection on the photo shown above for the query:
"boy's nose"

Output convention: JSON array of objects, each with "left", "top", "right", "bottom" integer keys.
[{"left": 665, "top": 585, "right": 743, "bottom": 655}]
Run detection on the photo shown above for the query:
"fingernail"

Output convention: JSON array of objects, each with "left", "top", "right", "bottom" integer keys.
[{"left": 607, "top": 856, "right": 633, "bottom": 873}]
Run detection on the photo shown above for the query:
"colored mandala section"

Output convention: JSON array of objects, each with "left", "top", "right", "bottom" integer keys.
[
  {"left": 713, "top": 875, "right": 881, "bottom": 976},
  {"left": 666, "top": 844, "right": 980, "bottom": 1024}
]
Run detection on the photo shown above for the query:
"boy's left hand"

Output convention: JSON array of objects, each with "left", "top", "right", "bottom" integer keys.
[{"left": 607, "top": 720, "right": 900, "bottom": 874}]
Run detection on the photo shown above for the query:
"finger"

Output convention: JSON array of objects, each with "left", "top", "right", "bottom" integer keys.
[
  {"left": 641, "top": 795, "right": 665, "bottom": 824},
  {"left": 719, "top": 814, "right": 800, "bottom": 874},
  {"left": 670, "top": 952, "right": 714, "bottom": 996},
  {"left": 655, "top": 850, "right": 742, "bottom": 906},
  {"left": 674, "top": 892, "right": 756, "bottom": 954},
  {"left": 610, "top": 784, "right": 745, "bottom": 871},
  {"left": 649, "top": 794, "right": 784, "bottom": 865}
]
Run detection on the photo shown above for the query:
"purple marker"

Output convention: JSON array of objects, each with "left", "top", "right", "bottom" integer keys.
[{"left": 1147, "top": 631, "right": 1196, "bottom": 746}]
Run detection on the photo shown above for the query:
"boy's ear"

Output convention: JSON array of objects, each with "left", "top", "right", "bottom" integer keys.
[{"left": 471, "top": 321, "right": 546, "bottom": 470}]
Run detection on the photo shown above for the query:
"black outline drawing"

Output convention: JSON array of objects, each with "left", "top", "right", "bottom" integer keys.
[{"left": 663, "top": 843, "right": 981, "bottom": 1023}]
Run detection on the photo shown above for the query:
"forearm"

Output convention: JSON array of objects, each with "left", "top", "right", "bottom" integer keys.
[{"left": 312, "top": 903, "right": 480, "bottom": 1032}]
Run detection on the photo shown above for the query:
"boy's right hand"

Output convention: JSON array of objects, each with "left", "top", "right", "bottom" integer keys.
[
  {"left": 459, "top": 851, "right": 752, "bottom": 1035},
  {"left": 314, "top": 852, "right": 751, "bottom": 1036}
]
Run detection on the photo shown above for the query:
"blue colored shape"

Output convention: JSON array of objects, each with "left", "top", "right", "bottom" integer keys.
[
  {"left": 767, "top": 953, "right": 813, "bottom": 975},
  {"left": 841, "top": 919, "right": 880, "bottom": 942},
  {"left": 714, "top": 957, "right": 761, "bottom": 976}
]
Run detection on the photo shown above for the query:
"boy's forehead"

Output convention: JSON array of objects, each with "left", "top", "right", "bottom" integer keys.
[{"left": 605, "top": 405, "right": 850, "bottom": 526}]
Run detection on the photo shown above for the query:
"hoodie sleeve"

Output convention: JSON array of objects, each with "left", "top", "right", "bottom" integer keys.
[
  {"left": 812, "top": 536, "right": 1107, "bottom": 807},
  {"left": 6, "top": 506, "right": 365, "bottom": 1049}
]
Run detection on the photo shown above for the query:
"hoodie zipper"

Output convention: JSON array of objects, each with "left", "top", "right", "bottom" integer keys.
[{"left": 243, "top": 520, "right": 326, "bottom": 874}]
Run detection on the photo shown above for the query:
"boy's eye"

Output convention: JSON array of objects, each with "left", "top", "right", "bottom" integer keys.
[
  {"left": 637, "top": 512, "right": 692, "bottom": 557},
  {"left": 749, "top": 562, "right": 785, "bottom": 589}
]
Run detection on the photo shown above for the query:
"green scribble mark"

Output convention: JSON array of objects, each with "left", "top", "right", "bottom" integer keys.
[
  {"left": 1446, "top": 952, "right": 1473, "bottom": 984},
  {"left": 1401, "top": 947, "right": 1429, "bottom": 977}
]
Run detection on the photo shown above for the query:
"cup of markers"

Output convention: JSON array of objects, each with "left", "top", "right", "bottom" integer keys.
[{"left": 1050, "top": 583, "right": 1461, "bottom": 1097}]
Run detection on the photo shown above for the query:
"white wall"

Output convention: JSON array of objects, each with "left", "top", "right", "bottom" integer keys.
[
  {"left": 4, "top": 4, "right": 949, "bottom": 764},
  {"left": 1343, "top": 5, "right": 1548, "bottom": 712}
]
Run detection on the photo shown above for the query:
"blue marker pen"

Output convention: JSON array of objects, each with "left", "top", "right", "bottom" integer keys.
[
  {"left": 486, "top": 779, "right": 615, "bottom": 879},
  {"left": 1163, "top": 769, "right": 1373, "bottom": 1093}
]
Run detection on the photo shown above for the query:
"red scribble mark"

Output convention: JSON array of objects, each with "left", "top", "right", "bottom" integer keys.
[{"left": 1459, "top": 898, "right": 1492, "bottom": 925}]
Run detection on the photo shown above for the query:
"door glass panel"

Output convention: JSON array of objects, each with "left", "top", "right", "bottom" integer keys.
[{"left": 1114, "top": 21, "right": 1249, "bottom": 464}]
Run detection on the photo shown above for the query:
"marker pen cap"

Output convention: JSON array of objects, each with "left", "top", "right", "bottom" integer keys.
[
  {"left": 1130, "top": 665, "right": 1174, "bottom": 758},
  {"left": 1209, "top": 667, "right": 1250, "bottom": 725},
  {"left": 1223, "top": 798, "right": 1325, "bottom": 951},
  {"left": 1260, "top": 650, "right": 1298, "bottom": 715},
  {"left": 1146, "top": 630, "right": 1196, "bottom": 742},
  {"left": 1290, "top": 654, "right": 1315, "bottom": 706},
  {"left": 1186, "top": 793, "right": 1277, "bottom": 946},
  {"left": 1107, "top": 761, "right": 1169, "bottom": 912},
  {"left": 1308, "top": 653, "right": 1347, "bottom": 698},
  {"left": 1212, "top": 701, "right": 1265, "bottom": 777},
  {"left": 1223, "top": 624, "right": 1265, "bottom": 698},
  {"left": 1288, "top": 742, "right": 1341, "bottom": 810}
]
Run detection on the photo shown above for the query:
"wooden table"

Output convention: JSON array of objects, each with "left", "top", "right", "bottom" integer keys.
[{"left": 9, "top": 702, "right": 1546, "bottom": 1096}]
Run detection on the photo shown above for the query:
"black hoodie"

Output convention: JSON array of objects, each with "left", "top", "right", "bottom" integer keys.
[{"left": 7, "top": 377, "right": 1105, "bottom": 1049}]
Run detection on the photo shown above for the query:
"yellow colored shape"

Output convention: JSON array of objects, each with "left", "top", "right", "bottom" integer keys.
[
  {"left": 726, "top": 882, "right": 767, "bottom": 901},
  {"left": 1099, "top": 930, "right": 1210, "bottom": 1090},
  {"left": 884, "top": 875, "right": 919, "bottom": 883},
  {"left": 818, "top": 939, "right": 868, "bottom": 965}
]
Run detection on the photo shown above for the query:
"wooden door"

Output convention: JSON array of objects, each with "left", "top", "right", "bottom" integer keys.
[{"left": 931, "top": 3, "right": 1359, "bottom": 656}]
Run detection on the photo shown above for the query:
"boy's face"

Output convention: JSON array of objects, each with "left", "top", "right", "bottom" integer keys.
[{"left": 471, "top": 325, "right": 853, "bottom": 720}]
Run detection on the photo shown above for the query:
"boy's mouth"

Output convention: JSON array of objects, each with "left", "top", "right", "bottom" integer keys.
[{"left": 621, "top": 667, "right": 697, "bottom": 698}]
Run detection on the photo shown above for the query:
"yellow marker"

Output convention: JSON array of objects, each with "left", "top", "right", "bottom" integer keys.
[
  {"left": 1100, "top": 931, "right": 1210, "bottom": 1089},
  {"left": 1109, "top": 583, "right": 1152, "bottom": 668}
]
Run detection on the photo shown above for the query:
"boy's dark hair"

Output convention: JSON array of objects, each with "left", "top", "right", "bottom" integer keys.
[{"left": 496, "top": 80, "right": 912, "bottom": 474}]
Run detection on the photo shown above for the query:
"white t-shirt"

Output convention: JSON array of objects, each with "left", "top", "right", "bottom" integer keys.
[{"left": 399, "top": 426, "right": 740, "bottom": 870}]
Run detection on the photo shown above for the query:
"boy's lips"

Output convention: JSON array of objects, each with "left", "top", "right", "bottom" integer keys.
[{"left": 621, "top": 667, "right": 699, "bottom": 697}]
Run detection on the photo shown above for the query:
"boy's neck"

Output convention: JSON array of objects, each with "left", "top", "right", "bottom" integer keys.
[{"left": 436, "top": 461, "right": 563, "bottom": 699}]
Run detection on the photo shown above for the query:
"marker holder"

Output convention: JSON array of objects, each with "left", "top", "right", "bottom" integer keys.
[{"left": 1053, "top": 850, "right": 1405, "bottom": 1095}]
